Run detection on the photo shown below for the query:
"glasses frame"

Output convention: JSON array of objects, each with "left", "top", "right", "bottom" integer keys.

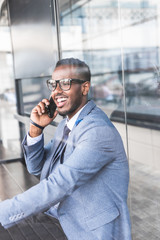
[{"left": 46, "top": 78, "right": 86, "bottom": 91}]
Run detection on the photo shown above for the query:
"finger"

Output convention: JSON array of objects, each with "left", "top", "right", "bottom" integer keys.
[
  {"left": 32, "top": 105, "right": 39, "bottom": 114},
  {"left": 37, "top": 102, "right": 46, "bottom": 113},
  {"left": 42, "top": 98, "right": 50, "bottom": 106},
  {"left": 32, "top": 108, "right": 38, "bottom": 113},
  {"left": 34, "top": 105, "right": 43, "bottom": 116}
]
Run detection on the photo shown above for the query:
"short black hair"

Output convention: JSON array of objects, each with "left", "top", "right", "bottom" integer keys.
[{"left": 55, "top": 58, "right": 91, "bottom": 82}]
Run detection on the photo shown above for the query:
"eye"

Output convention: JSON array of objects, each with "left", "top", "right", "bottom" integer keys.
[
  {"left": 49, "top": 80, "right": 56, "bottom": 87},
  {"left": 61, "top": 79, "right": 70, "bottom": 85},
  {"left": 51, "top": 82, "right": 56, "bottom": 87}
]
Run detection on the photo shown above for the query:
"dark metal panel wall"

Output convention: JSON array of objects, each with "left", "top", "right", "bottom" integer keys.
[{"left": 8, "top": 0, "right": 58, "bottom": 79}]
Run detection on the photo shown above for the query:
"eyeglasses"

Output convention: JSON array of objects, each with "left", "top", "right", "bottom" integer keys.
[{"left": 46, "top": 78, "right": 86, "bottom": 91}]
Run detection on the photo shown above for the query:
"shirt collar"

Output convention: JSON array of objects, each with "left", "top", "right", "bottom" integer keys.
[{"left": 66, "top": 105, "right": 86, "bottom": 131}]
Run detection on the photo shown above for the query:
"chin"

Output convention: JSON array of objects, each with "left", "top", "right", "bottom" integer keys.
[
  {"left": 57, "top": 108, "right": 68, "bottom": 117},
  {"left": 58, "top": 107, "right": 76, "bottom": 118},
  {"left": 58, "top": 112, "right": 67, "bottom": 117}
]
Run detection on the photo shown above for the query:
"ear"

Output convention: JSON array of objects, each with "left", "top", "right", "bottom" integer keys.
[{"left": 81, "top": 81, "right": 90, "bottom": 96}]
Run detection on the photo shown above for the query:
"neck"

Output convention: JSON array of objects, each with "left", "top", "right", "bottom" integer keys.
[{"left": 67, "top": 99, "right": 88, "bottom": 120}]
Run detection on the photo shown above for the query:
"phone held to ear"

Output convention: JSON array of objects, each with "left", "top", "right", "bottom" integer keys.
[{"left": 45, "top": 97, "right": 57, "bottom": 118}]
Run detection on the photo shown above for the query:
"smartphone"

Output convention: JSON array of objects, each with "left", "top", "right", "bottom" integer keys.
[{"left": 45, "top": 97, "right": 57, "bottom": 118}]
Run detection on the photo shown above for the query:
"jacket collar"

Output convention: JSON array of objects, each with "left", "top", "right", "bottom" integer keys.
[
  {"left": 74, "top": 100, "right": 96, "bottom": 127},
  {"left": 60, "top": 100, "right": 96, "bottom": 132}
]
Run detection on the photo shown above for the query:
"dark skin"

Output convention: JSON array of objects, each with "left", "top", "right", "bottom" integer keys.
[{"left": 29, "top": 65, "right": 90, "bottom": 137}]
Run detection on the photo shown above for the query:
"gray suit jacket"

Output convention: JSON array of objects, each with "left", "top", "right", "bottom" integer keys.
[{"left": 0, "top": 100, "right": 131, "bottom": 240}]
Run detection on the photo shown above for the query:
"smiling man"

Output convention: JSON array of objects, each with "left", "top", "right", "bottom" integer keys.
[
  {"left": 0, "top": 58, "right": 131, "bottom": 240},
  {"left": 49, "top": 62, "right": 90, "bottom": 117}
]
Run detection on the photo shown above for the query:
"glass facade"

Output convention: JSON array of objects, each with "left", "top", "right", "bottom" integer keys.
[
  {"left": 0, "top": 1, "right": 21, "bottom": 161},
  {"left": 59, "top": 0, "right": 124, "bottom": 118},
  {"left": 58, "top": 0, "right": 160, "bottom": 125}
]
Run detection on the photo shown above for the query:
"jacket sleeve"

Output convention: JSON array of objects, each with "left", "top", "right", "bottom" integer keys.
[
  {"left": 22, "top": 120, "right": 65, "bottom": 175},
  {"left": 22, "top": 134, "right": 54, "bottom": 176},
  {"left": 0, "top": 123, "right": 122, "bottom": 228},
  {"left": 22, "top": 134, "right": 45, "bottom": 175}
]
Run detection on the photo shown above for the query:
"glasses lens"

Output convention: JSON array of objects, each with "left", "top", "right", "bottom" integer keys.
[
  {"left": 47, "top": 79, "right": 56, "bottom": 91},
  {"left": 59, "top": 79, "right": 70, "bottom": 91}
]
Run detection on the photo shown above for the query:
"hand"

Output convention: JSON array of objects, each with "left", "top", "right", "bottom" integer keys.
[{"left": 29, "top": 99, "right": 58, "bottom": 137}]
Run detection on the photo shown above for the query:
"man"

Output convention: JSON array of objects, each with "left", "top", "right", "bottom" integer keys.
[{"left": 0, "top": 58, "right": 131, "bottom": 239}]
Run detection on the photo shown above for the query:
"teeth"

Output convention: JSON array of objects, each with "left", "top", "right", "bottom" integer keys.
[{"left": 57, "top": 98, "right": 67, "bottom": 103}]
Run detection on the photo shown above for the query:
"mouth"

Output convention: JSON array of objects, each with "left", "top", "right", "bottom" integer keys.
[{"left": 55, "top": 96, "right": 68, "bottom": 108}]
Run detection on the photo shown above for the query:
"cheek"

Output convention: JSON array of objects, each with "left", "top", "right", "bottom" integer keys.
[
  {"left": 70, "top": 86, "right": 82, "bottom": 100},
  {"left": 65, "top": 85, "right": 83, "bottom": 108},
  {"left": 70, "top": 92, "right": 82, "bottom": 105}
]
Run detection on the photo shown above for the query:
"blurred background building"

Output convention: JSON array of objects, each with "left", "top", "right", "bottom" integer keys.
[{"left": 0, "top": 0, "right": 160, "bottom": 239}]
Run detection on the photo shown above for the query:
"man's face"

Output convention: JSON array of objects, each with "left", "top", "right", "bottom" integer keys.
[{"left": 51, "top": 65, "right": 90, "bottom": 119}]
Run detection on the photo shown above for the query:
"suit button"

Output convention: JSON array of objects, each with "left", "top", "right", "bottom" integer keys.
[
  {"left": 13, "top": 215, "right": 17, "bottom": 221},
  {"left": 17, "top": 213, "right": 22, "bottom": 219},
  {"left": 9, "top": 216, "right": 13, "bottom": 221}
]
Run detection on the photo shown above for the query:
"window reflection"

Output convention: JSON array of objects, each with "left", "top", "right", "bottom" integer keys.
[
  {"left": 58, "top": 0, "right": 160, "bottom": 127},
  {"left": 0, "top": 2, "right": 21, "bottom": 161},
  {"left": 58, "top": 0, "right": 122, "bottom": 117},
  {"left": 120, "top": 0, "right": 160, "bottom": 127}
]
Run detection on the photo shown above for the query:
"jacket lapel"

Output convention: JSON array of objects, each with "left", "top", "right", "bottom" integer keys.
[
  {"left": 72, "top": 100, "right": 96, "bottom": 131},
  {"left": 40, "top": 100, "right": 96, "bottom": 180},
  {"left": 40, "top": 120, "right": 66, "bottom": 180}
]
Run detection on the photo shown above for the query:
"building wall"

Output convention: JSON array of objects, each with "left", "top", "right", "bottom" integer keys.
[{"left": 114, "top": 122, "right": 160, "bottom": 171}]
